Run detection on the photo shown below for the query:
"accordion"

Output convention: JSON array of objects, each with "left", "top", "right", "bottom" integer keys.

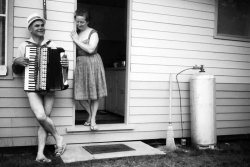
[{"left": 24, "top": 46, "right": 69, "bottom": 92}]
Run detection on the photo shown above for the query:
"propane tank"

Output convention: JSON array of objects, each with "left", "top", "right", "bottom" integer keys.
[{"left": 190, "top": 71, "right": 216, "bottom": 148}]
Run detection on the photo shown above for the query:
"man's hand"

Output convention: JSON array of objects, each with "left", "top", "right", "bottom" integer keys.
[
  {"left": 60, "top": 55, "right": 69, "bottom": 68},
  {"left": 14, "top": 57, "right": 29, "bottom": 67}
]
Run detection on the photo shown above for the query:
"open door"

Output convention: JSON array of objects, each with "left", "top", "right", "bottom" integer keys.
[{"left": 75, "top": 0, "right": 128, "bottom": 125}]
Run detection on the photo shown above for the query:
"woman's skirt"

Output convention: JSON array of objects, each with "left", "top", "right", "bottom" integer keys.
[{"left": 74, "top": 53, "right": 107, "bottom": 100}]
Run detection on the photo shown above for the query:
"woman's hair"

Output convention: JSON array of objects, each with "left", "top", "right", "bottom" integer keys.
[{"left": 74, "top": 9, "right": 91, "bottom": 22}]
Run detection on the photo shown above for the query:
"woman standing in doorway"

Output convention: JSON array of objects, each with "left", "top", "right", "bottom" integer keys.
[{"left": 71, "top": 9, "right": 107, "bottom": 131}]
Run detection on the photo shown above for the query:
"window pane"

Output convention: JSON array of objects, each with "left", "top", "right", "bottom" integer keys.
[
  {"left": 0, "top": 0, "right": 6, "bottom": 14},
  {"left": 0, "top": 17, "right": 5, "bottom": 65},
  {"left": 217, "top": 0, "right": 250, "bottom": 38}
]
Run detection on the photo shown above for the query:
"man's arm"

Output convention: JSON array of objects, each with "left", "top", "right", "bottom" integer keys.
[{"left": 12, "top": 43, "right": 29, "bottom": 74}]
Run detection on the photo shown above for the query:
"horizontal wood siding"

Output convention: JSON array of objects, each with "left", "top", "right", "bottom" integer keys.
[
  {"left": 0, "top": 0, "right": 75, "bottom": 147},
  {"left": 1, "top": 0, "right": 250, "bottom": 147},
  {"left": 129, "top": 0, "right": 250, "bottom": 139}
]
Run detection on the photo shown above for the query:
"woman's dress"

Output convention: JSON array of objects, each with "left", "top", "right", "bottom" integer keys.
[{"left": 74, "top": 29, "right": 107, "bottom": 100}]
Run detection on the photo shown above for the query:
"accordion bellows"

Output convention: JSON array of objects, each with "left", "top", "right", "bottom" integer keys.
[{"left": 24, "top": 46, "right": 68, "bottom": 92}]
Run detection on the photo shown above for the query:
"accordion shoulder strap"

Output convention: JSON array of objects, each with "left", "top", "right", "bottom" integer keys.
[{"left": 43, "top": 40, "right": 51, "bottom": 46}]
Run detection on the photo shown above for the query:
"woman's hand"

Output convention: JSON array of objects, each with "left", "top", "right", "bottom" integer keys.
[
  {"left": 60, "top": 54, "right": 69, "bottom": 68},
  {"left": 70, "top": 31, "right": 78, "bottom": 42}
]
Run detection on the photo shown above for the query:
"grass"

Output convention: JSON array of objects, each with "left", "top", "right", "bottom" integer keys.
[{"left": 0, "top": 137, "right": 250, "bottom": 167}]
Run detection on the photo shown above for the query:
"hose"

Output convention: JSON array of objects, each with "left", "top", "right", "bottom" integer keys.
[{"left": 176, "top": 68, "right": 193, "bottom": 138}]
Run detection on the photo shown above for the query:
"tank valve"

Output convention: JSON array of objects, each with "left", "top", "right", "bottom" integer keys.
[
  {"left": 192, "top": 65, "right": 205, "bottom": 72},
  {"left": 200, "top": 65, "right": 205, "bottom": 72}
]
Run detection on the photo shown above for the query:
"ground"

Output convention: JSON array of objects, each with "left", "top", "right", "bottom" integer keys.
[{"left": 0, "top": 137, "right": 250, "bottom": 167}]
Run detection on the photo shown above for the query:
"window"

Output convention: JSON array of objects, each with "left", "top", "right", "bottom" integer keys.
[
  {"left": 215, "top": 0, "right": 250, "bottom": 41},
  {"left": 0, "top": 0, "right": 14, "bottom": 78},
  {"left": 0, "top": 0, "right": 6, "bottom": 66}
]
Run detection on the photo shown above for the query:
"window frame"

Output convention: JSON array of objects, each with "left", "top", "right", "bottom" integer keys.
[
  {"left": 214, "top": 0, "right": 250, "bottom": 42},
  {"left": 0, "top": 0, "right": 14, "bottom": 79}
]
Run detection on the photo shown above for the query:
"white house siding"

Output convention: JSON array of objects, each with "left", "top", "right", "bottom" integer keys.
[
  {"left": 1, "top": 0, "right": 250, "bottom": 147},
  {"left": 129, "top": 0, "right": 250, "bottom": 139},
  {"left": 0, "top": 0, "right": 75, "bottom": 147}
]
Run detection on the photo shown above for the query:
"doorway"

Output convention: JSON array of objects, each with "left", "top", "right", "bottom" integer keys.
[{"left": 75, "top": 0, "right": 127, "bottom": 125}]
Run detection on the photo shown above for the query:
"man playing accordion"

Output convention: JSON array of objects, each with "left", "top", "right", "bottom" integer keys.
[{"left": 12, "top": 13, "right": 68, "bottom": 163}]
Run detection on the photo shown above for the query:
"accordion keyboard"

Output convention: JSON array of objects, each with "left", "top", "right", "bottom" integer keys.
[{"left": 24, "top": 46, "right": 37, "bottom": 91}]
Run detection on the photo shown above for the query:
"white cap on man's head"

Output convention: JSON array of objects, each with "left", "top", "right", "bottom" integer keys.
[{"left": 27, "top": 13, "right": 46, "bottom": 28}]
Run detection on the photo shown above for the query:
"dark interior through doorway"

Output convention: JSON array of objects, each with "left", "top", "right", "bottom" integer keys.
[{"left": 75, "top": 0, "right": 127, "bottom": 125}]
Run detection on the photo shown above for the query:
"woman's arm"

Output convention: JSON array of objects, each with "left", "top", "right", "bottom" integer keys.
[{"left": 71, "top": 31, "right": 99, "bottom": 54}]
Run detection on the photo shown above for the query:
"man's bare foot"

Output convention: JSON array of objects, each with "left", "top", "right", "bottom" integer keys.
[
  {"left": 55, "top": 144, "right": 67, "bottom": 157},
  {"left": 36, "top": 154, "right": 51, "bottom": 163}
]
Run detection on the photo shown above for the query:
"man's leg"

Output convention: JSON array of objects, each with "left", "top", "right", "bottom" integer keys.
[
  {"left": 36, "top": 92, "right": 55, "bottom": 161},
  {"left": 27, "top": 92, "right": 63, "bottom": 148},
  {"left": 36, "top": 127, "right": 49, "bottom": 161}
]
